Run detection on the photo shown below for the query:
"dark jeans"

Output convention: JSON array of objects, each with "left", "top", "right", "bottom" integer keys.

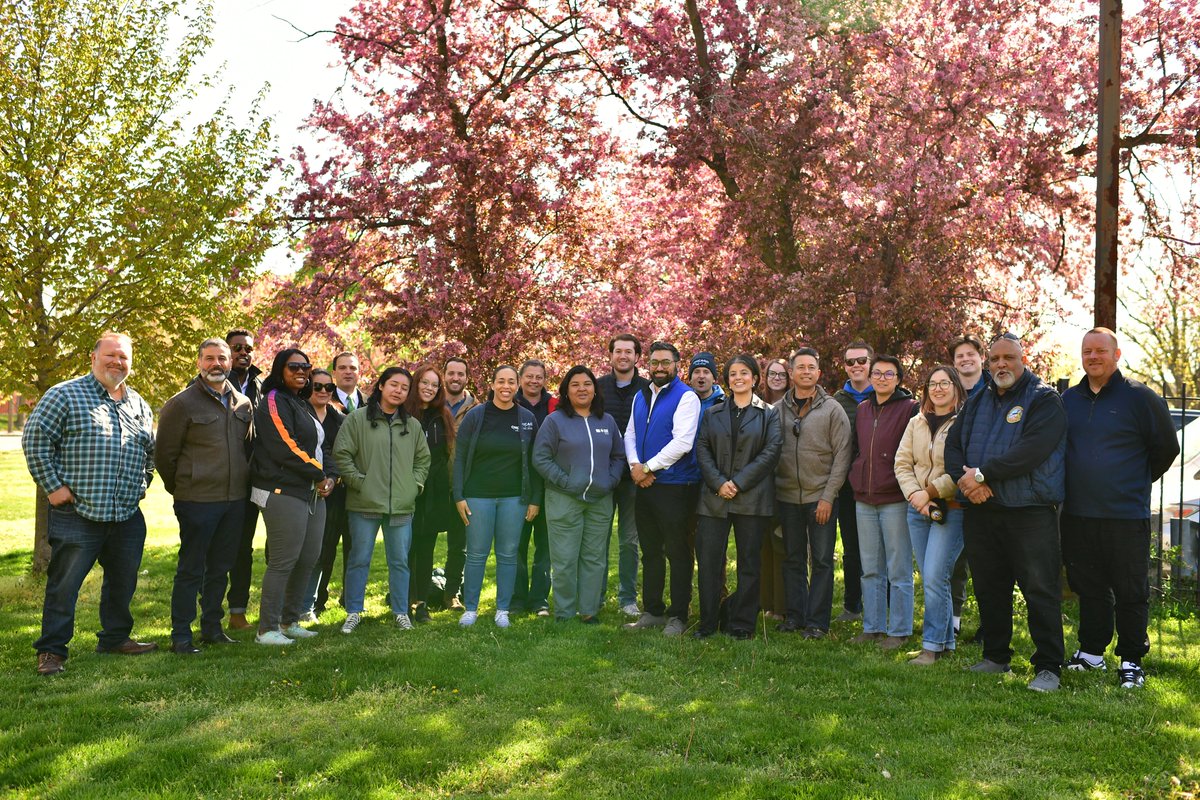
[
  {"left": 635, "top": 482, "right": 700, "bottom": 620},
  {"left": 779, "top": 499, "right": 839, "bottom": 631},
  {"left": 170, "top": 500, "right": 244, "bottom": 642},
  {"left": 837, "top": 481, "right": 863, "bottom": 613},
  {"left": 226, "top": 498, "right": 260, "bottom": 614},
  {"left": 950, "top": 551, "right": 970, "bottom": 617},
  {"left": 696, "top": 513, "right": 769, "bottom": 634},
  {"left": 35, "top": 506, "right": 147, "bottom": 659},
  {"left": 310, "top": 490, "right": 349, "bottom": 613},
  {"left": 1061, "top": 514, "right": 1151, "bottom": 663},
  {"left": 512, "top": 507, "right": 550, "bottom": 611},
  {"left": 408, "top": 502, "right": 445, "bottom": 607},
  {"left": 963, "top": 505, "right": 1065, "bottom": 675},
  {"left": 443, "top": 513, "right": 467, "bottom": 602}
]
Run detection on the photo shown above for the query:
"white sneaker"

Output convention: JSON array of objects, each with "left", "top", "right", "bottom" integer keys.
[
  {"left": 395, "top": 613, "right": 413, "bottom": 630},
  {"left": 620, "top": 603, "right": 641, "bottom": 617},
  {"left": 341, "top": 613, "right": 362, "bottom": 634},
  {"left": 255, "top": 630, "right": 294, "bottom": 646},
  {"left": 495, "top": 610, "right": 510, "bottom": 628},
  {"left": 298, "top": 610, "right": 319, "bottom": 623},
  {"left": 283, "top": 623, "right": 318, "bottom": 639},
  {"left": 459, "top": 611, "right": 478, "bottom": 627}
]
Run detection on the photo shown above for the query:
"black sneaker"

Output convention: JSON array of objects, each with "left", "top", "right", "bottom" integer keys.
[
  {"left": 1065, "top": 650, "right": 1107, "bottom": 672},
  {"left": 413, "top": 603, "right": 432, "bottom": 624},
  {"left": 1118, "top": 663, "right": 1145, "bottom": 689}
]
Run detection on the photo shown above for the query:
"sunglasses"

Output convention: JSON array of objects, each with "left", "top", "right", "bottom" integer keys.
[
  {"left": 285, "top": 362, "right": 312, "bottom": 372},
  {"left": 311, "top": 381, "right": 336, "bottom": 392},
  {"left": 845, "top": 356, "right": 869, "bottom": 366},
  {"left": 230, "top": 343, "right": 253, "bottom": 353}
]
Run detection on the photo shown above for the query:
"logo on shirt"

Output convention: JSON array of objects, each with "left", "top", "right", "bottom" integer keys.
[
  {"left": 593, "top": 427, "right": 610, "bottom": 435},
  {"left": 510, "top": 425, "right": 520, "bottom": 432},
  {"left": 1006, "top": 406, "right": 1024, "bottom": 424}
]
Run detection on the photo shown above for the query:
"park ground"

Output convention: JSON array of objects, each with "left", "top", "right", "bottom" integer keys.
[{"left": 0, "top": 447, "right": 1198, "bottom": 799}]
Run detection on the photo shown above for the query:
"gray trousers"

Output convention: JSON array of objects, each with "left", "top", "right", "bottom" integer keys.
[
  {"left": 258, "top": 493, "right": 325, "bottom": 631},
  {"left": 546, "top": 487, "right": 613, "bottom": 618}
]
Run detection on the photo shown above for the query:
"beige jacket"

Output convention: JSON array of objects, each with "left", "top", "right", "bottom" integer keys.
[{"left": 894, "top": 412, "right": 958, "bottom": 501}]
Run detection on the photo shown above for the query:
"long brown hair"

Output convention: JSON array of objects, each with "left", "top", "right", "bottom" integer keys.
[{"left": 405, "top": 363, "right": 456, "bottom": 447}]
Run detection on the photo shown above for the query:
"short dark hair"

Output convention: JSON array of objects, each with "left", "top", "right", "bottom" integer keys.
[
  {"left": 947, "top": 336, "right": 984, "bottom": 360},
  {"left": 648, "top": 341, "right": 680, "bottom": 361},
  {"left": 870, "top": 354, "right": 903, "bottom": 383},
  {"left": 722, "top": 353, "right": 761, "bottom": 385},
  {"left": 789, "top": 347, "right": 820, "bottom": 367},
  {"left": 331, "top": 351, "right": 357, "bottom": 370},
  {"left": 444, "top": 356, "right": 468, "bottom": 372},
  {"left": 519, "top": 358, "right": 547, "bottom": 378},
  {"left": 843, "top": 339, "right": 874, "bottom": 360},
  {"left": 225, "top": 329, "right": 252, "bottom": 343},
  {"left": 608, "top": 334, "right": 642, "bottom": 356},
  {"left": 558, "top": 365, "right": 605, "bottom": 418}
]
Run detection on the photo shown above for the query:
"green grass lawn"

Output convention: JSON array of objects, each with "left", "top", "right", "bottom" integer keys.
[{"left": 1, "top": 448, "right": 1198, "bottom": 799}]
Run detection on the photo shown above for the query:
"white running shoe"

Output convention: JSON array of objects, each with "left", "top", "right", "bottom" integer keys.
[
  {"left": 283, "top": 623, "right": 318, "bottom": 639},
  {"left": 620, "top": 603, "right": 641, "bottom": 618},
  {"left": 459, "top": 611, "right": 478, "bottom": 627},
  {"left": 495, "top": 610, "right": 510, "bottom": 628},
  {"left": 255, "top": 630, "right": 294, "bottom": 646}
]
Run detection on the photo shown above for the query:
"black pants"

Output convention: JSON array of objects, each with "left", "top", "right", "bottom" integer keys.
[
  {"left": 837, "top": 481, "right": 863, "bottom": 613},
  {"left": 636, "top": 482, "right": 700, "bottom": 620},
  {"left": 696, "top": 513, "right": 768, "bottom": 634},
  {"left": 963, "top": 505, "right": 1065, "bottom": 675},
  {"left": 225, "top": 498, "right": 260, "bottom": 614},
  {"left": 170, "top": 500, "right": 243, "bottom": 642},
  {"left": 1061, "top": 514, "right": 1151, "bottom": 664},
  {"left": 779, "top": 499, "right": 839, "bottom": 631},
  {"left": 408, "top": 503, "right": 448, "bottom": 606},
  {"left": 950, "top": 551, "right": 970, "bottom": 617},
  {"left": 512, "top": 508, "right": 550, "bottom": 611},
  {"left": 312, "top": 490, "right": 349, "bottom": 613}
]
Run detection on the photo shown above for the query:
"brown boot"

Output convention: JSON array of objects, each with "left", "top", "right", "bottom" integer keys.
[
  {"left": 878, "top": 635, "right": 909, "bottom": 651},
  {"left": 228, "top": 613, "right": 251, "bottom": 630},
  {"left": 849, "top": 631, "right": 884, "bottom": 644},
  {"left": 908, "top": 648, "right": 942, "bottom": 666}
]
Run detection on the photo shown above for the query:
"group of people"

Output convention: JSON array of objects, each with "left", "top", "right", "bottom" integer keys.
[{"left": 24, "top": 326, "right": 1178, "bottom": 694}]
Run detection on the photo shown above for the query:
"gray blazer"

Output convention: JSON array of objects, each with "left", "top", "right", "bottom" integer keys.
[{"left": 695, "top": 395, "right": 783, "bottom": 518}]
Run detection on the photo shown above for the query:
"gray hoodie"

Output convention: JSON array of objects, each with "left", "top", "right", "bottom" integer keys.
[
  {"left": 532, "top": 410, "right": 626, "bottom": 502},
  {"left": 773, "top": 385, "right": 852, "bottom": 505}
]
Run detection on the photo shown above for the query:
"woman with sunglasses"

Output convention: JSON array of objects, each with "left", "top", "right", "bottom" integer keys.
[
  {"left": 693, "top": 354, "right": 783, "bottom": 639},
  {"left": 847, "top": 354, "right": 919, "bottom": 650},
  {"left": 453, "top": 365, "right": 542, "bottom": 628},
  {"left": 895, "top": 365, "right": 967, "bottom": 665},
  {"left": 250, "top": 349, "right": 335, "bottom": 645},
  {"left": 301, "top": 369, "right": 348, "bottom": 621},
  {"left": 334, "top": 367, "right": 431, "bottom": 632},
  {"left": 404, "top": 364, "right": 457, "bottom": 623}
]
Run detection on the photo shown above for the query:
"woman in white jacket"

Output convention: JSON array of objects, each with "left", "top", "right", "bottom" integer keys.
[{"left": 895, "top": 366, "right": 966, "bottom": 665}]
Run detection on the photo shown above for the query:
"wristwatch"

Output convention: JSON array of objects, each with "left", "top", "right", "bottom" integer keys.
[{"left": 974, "top": 468, "right": 986, "bottom": 484}]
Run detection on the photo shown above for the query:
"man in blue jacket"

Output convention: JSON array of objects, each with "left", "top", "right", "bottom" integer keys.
[
  {"left": 944, "top": 333, "right": 1067, "bottom": 692},
  {"left": 623, "top": 341, "right": 702, "bottom": 636},
  {"left": 1061, "top": 328, "right": 1178, "bottom": 689}
]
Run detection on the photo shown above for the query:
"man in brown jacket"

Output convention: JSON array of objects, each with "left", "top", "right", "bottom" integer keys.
[
  {"left": 774, "top": 347, "right": 852, "bottom": 637},
  {"left": 155, "top": 338, "right": 253, "bottom": 653}
]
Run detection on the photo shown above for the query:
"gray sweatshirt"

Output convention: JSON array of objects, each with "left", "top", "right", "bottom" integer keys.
[
  {"left": 532, "top": 410, "right": 626, "bottom": 502},
  {"left": 773, "top": 386, "right": 852, "bottom": 505}
]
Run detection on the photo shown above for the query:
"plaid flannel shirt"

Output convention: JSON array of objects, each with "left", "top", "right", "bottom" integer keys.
[{"left": 23, "top": 373, "right": 155, "bottom": 522}]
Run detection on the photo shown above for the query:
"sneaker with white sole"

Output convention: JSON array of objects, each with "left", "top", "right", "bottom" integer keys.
[
  {"left": 624, "top": 612, "right": 667, "bottom": 629},
  {"left": 663, "top": 617, "right": 686, "bottom": 636},
  {"left": 620, "top": 603, "right": 641, "bottom": 617},
  {"left": 1118, "top": 662, "right": 1145, "bottom": 689},
  {"left": 459, "top": 611, "right": 478, "bottom": 627},
  {"left": 967, "top": 658, "right": 1012, "bottom": 673},
  {"left": 283, "top": 623, "right": 318, "bottom": 639},
  {"left": 1065, "top": 650, "right": 1107, "bottom": 671},
  {"left": 255, "top": 630, "right": 294, "bottom": 646},
  {"left": 395, "top": 613, "right": 413, "bottom": 630},
  {"left": 1027, "top": 670, "right": 1061, "bottom": 692},
  {"left": 495, "top": 610, "right": 510, "bottom": 628},
  {"left": 341, "top": 613, "right": 362, "bottom": 634},
  {"left": 298, "top": 610, "right": 319, "bottom": 624}
]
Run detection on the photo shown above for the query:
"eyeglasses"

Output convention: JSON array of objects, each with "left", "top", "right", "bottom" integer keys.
[
  {"left": 285, "top": 362, "right": 312, "bottom": 372},
  {"left": 845, "top": 356, "right": 869, "bottom": 366},
  {"left": 928, "top": 380, "right": 953, "bottom": 390},
  {"left": 418, "top": 380, "right": 440, "bottom": 390},
  {"left": 870, "top": 370, "right": 898, "bottom": 380},
  {"left": 648, "top": 358, "right": 677, "bottom": 369},
  {"left": 311, "top": 381, "right": 336, "bottom": 392},
  {"left": 767, "top": 371, "right": 788, "bottom": 379},
  {"left": 230, "top": 344, "right": 253, "bottom": 353}
]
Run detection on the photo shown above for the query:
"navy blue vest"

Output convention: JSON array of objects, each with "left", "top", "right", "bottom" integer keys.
[
  {"left": 632, "top": 377, "right": 700, "bottom": 485},
  {"left": 962, "top": 371, "right": 1065, "bottom": 507}
]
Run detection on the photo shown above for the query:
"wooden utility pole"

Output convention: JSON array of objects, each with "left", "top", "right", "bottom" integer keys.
[{"left": 1095, "top": 0, "right": 1122, "bottom": 330}]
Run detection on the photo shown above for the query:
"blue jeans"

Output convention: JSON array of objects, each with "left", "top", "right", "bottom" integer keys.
[
  {"left": 171, "top": 500, "right": 243, "bottom": 642},
  {"left": 35, "top": 505, "right": 147, "bottom": 658},
  {"left": 345, "top": 511, "right": 413, "bottom": 615},
  {"left": 606, "top": 478, "right": 640, "bottom": 607},
  {"left": 908, "top": 506, "right": 964, "bottom": 651},
  {"left": 462, "top": 496, "right": 525, "bottom": 612},
  {"left": 856, "top": 501, "right": 913, "bottom": 637}
]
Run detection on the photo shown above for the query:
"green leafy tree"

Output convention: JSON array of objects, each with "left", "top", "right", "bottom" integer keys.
[{"left": 0, "top": 0, "right": 278, "bottom": 571}]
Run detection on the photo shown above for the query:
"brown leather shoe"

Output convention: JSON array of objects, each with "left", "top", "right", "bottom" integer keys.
[
  {"left": 878, "top": 635, "right": 909, "bottom": 651},
  {"left": 95, "top": 639, "right": 158, "bottom": 655},
  {"left": 849, "top": 631, "right": 884, "bottom": 644},
  {"left": 228, "top": 613, "right": 252, "bottom": 630},
  {"left": 908, "top": 648, "right": 943, "bottom": 665},
  {"left": 37, "top": 652, "right": 65, "bottom": 675}
]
